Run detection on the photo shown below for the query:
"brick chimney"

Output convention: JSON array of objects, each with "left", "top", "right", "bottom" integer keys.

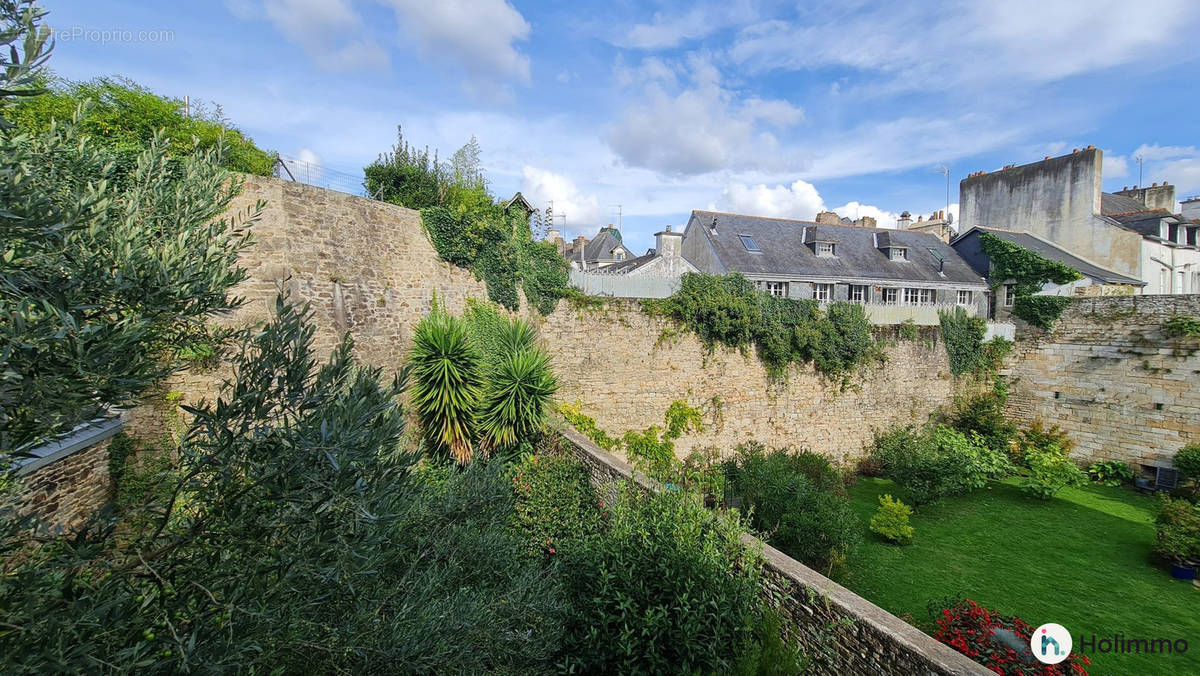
[{"left": 897, "top": 211, "right": 912, "bottom": 229}]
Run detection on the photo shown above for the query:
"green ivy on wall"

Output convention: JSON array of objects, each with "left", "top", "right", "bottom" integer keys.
[
  {"left": 938, "top": 306, "right": 1012, "bottom": 376},
  {"left": 979, "top": 232, "right": 1082, "bottom": 329}
]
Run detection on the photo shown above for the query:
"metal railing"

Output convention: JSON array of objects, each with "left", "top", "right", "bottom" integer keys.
[{"left": 275, "top": 156, "right": 376, "bottom": 198}]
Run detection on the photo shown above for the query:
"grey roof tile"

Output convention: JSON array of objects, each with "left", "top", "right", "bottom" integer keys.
[
  {"left": 956, "top": 227, "right": 1144, "bottom": 286},
  {"left": 690, "top": 210, "right": 986, "bottom": 286}
]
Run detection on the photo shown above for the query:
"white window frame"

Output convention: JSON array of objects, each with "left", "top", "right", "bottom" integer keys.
[
  {"left": 1004, "top": 284, "right": 1016, "bottom": 306},
  {"left": 881, "top": 288, "right": 899, "bottom": 304},
  {"left": 889, "top": 247, "right": 909, "bottom": 261},
  {"left": 849, "top": 284, "right": 867, "bottom": 302},
  {"left": 813, "top": 283, "right": 833, "bottom": 301},
  {"left": 764, "top": 281, "right": 788, "bottom": 297},
  {"left": 816, "top": 242, "right": 836, "bottom": 257},
  {"left": 957, "top": 290, "right": 972, "bottom": 306}
]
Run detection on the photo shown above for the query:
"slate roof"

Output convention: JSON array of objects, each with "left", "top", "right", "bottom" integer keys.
[
  {"left": 582, "top": 229, "right": 627, "bottom": 261},
  {"left": 600, "top": 251, "right": 654, "bottom": 273},
  {"left": 1100, "top": 192, "right": 1151, "bottom": 216},
  {"left": 955, "top": 227, "right": 1144, "bottom": 286},
  {"left": 687, "top": 210, "right": 986, "bottom": 286}
]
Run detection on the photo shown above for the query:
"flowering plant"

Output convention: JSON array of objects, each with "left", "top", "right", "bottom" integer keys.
[{"left": 932, "top": 598, "right": 1090, "bottom": 675}]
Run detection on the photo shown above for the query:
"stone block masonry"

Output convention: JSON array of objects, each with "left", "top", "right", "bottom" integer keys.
[
  {"left": 1004, "top": 295, "right": 1200, "bottom": 467},
  {"left": 556, "top": 425, "right": 989, "bottom": 676},
  {"left": 128, "top": 176, "right": 978, "bottom": 464},
  {"left": 540, "top": 303, "right": 976, "bottom": 464}
]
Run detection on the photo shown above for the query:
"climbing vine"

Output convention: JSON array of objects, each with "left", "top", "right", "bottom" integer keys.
[
  {"left": 938, "top": 306, "right": 1011, "bottom": 376},
  {"left": 643, "top": 273, "right": 877, "bottom": 380},
  {"left": 978, "top": 232, "right": 1082, "bottom": 329}
]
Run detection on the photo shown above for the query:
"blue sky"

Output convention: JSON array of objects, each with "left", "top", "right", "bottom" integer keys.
[{"left": 43, "top": 0, "right": 1200, "bottom": 254}]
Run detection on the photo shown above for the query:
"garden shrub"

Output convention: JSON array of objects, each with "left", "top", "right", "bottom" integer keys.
[
  {"left": 558, "top": 485, "right": 763, "bottom": 674},
  {"left": 1086, "top": 460, "right": 1135, "bottom": 486},
  {"left": 1154, "top": 497, "right": 1200, "bottom": 563},
  {"left": 645, "top": 273, "right": 876, "bottom": 379},
  {"left": 408, "top": 305, "right": 484, "bottom": 463},
  {"left": 623, "top": 425, "right": 677, "bottom": 480},
  {"left": 1174, "top": 443, "right": 1200, "bottom": 482},
  {"left": 510, "top": 454, "right": 600, "bottom": 555},
  {"left": 870, "top": 494, "right": 914, "bottom": 545},
  {"left": 870, "top": 424, "right": 1012, "bottom": 506},
  {"left": 366, "top": 129, "right": 568, "bottom": 314},
  {"left": 949, "top": 380, "right": 1017, "bottom": 457},
  {"left": 1021, "top": 445, "right": 1087, "bottom": 499},
  {"left": 557, "top": 401, "right": 620, "bottom": 451},
  {"left": 723, "top": 442, "right": 859, "bottom": 569},
  {"left": 732, "top": 608, "right": 810, "bottom": 676},
  {"left": 476, "top": 344, "right": 557, "bottom": 454},
  {"left": 8, "top": 76, "right": 275, "bottom": 176},
  {"left": 932, "top": 598, "right": 1090, "bottom": 674},
  {"left": 856, "top": 456, "right": 884, "bottom": 477}
]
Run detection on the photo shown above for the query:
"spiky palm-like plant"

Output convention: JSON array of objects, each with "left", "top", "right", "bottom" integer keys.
[
  {"left": 477, "top": 348, "right": 557, "bottom": 454},
  {"left": 408, "top": 308, "right": 483, "bottom": 463},
  {"left": 498, "top": 317, "right": 537, "bottom": 355}
]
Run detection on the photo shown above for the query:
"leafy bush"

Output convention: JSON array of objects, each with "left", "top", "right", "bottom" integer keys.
[
  {"left": 1015, "top": 421, "right": 1074, "bottom": 461},
  {"left": 1154, "top": 497, "right": 1200, "bottom": 563},
  {"left": 1174, "top": 443, "right": 1200, "bottom": 481},
  {"left": 870, "top": 424, "right": 1012, "bottom": 506},
  {"left": 623, "top": 425, "right": 677, "bottom": 479},
  {"left": 366, "top": 129, "right": 568, "bottom": 314},
  {"left": 7, "top": 76, "right": 274, "bottom": 176},
  {"left": 645, "top": 273, "right": 876, "bottom": 379},
  {"left": 857, "top": 456, "right": 884, "bottom": 477},
  {"left": 870, "top": 494, "right": 914, "bottom": 545},
  {"left": 558, "top": 485, "right": 763, "bottom": 674},
  {"left": 557, "top": 401, "right": 620, "bottom": 451},
  {"left": 1163, "top": 315, "right": 1200, "bottom": 339},
  {"left": 732, "top": 608, "right": 810, "bottom": 676},
  {"left": 723, "top": 442, "right": 859, "bottom": 568},
  {"left": 408, "top": 305, "right": 484, "bottom": 463},
  {"left": 1087, "top": 460, "right": 1135, "bottom": 486},
  {"left": 1, "top": 103, "right": 259, "bottom": 451},
  {"left": 932, "top": 598, "right": 1090, "bottom": 675},
  {"left": 2, "top": 296, "right": 571, "bottom": 673},
  {"left": 510, "top": 454, "right": 600, "bottom": 554},
  {"left": 664, "top": 399, "right": 705, "bottom": 439},
  {"left": 949, "top": 381, "right": 1017, "bottom": 457},
  {"left": 1021, "top": 445, "right": 1086, "bottom": 499},
  {"left": 477, "top": 346, "right": 557, "bottom": 454}
]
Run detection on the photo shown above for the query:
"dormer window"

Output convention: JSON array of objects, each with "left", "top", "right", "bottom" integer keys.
[
  {"left": 816, "top": 242, "right": 836, "bottom": 257},
  {"left": 889, "top": 247, "right": 909, "bottom": 261},
  {"left": 739, "top": 234, "right": 760, "bottom": 252}
]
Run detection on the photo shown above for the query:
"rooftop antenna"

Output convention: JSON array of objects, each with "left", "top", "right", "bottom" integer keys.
[
  {"left": 1135, "top": 155, "right": 1144, "bottom": 188},
  {"left": 611, "top": 204, "right": 623, "bottom": 229}
]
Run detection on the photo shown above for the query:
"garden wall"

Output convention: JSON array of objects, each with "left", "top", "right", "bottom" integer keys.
[
  {"left": 127, "top": 177, "right": 977, "bottom": 465},
  {"left": 1003, "top": 295, "right": 1200, "bottom": 468},
  {"left": 541, "top": 305, "right": 975, "bottom": 463},
  {"left": 2, "top": 419, "right": 123, "bottom": 531},
  {"left": 556, "top": 425, "right": 988, "bottom": 676}
]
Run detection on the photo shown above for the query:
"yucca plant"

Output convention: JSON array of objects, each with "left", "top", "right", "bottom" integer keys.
[
  {"left": 477, "top": 347, "right": 558, "bottom": 453},
  {"left": 408, "top": 307, "right": 483, "bottom": 463},
  {"left": 498, "top": 317, "right": 537, "bottom": 355}
]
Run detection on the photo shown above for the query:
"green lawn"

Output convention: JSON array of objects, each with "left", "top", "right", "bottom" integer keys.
[{"left": 842, "top": 478, "right": 1198, "bottom": 676}]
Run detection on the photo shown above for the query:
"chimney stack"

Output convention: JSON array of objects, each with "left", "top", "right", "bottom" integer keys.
[{"left": 897, "top": 211, "right": 912, "bottom": 230}]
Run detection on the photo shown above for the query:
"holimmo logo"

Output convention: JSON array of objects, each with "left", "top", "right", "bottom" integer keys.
[
  {"left": 1078, "top": 633, "right": 1189, "bottom": 655},
  {"left": 1031, "top": 623, "right": 1073, "bottom": 665}
]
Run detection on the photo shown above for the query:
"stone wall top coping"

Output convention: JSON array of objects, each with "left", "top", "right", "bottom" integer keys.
[
  {"left": 556, "top": 420, "right": 989, "bottom": 675},
  {"left": 13, "top": 417, "right": 123, "bottom": 476}
]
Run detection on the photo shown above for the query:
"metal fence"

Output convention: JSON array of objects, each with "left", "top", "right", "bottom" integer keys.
[
  {"left": 276, "top": 156, "right": 373, "bottom": 197},
  {"left": 568, "top": 269, "right": 681, "bottom": 299}
]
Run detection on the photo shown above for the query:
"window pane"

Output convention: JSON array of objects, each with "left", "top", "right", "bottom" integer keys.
[{"left": 739, "top": 235, "right": 760, "bottom": 251}]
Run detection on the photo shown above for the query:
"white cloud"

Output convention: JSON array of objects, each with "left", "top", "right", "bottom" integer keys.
[
  {"left": 614, "top": 3, "right": 756, "bottom": 49},
  {"left": 520, "top": 166, "right": 603, "bottom": 232},
  {"left": 383, "top": 0, "right": 531, "bottom": 96},
  {"left": 608, "top": 55, "right": 803, "bottom": 175},
  {"left": 831, "top": 202, "right": 901, "bottom": 228},
  {"left": 281, "top": 147, "right": 323, "bottom": 183},
  {"left": 1103, "top": 151, "right": 1130, "bottom": 180},
  {"left": 260, "top": 0, "right": 389, "bottom": 71},
  {"left": 1131, "top": 144, "right": 1197, "bottom": 162},
  {"left": 720, "top": 180, "right": 824, "bottom": 219},
  {"left": 730, "top": 1, "right": 1200, "bottom": 93}
]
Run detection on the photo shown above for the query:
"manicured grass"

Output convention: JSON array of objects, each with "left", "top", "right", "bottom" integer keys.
[{"left": 842, "top": 478, "right": 1198, "bottom": 675}]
